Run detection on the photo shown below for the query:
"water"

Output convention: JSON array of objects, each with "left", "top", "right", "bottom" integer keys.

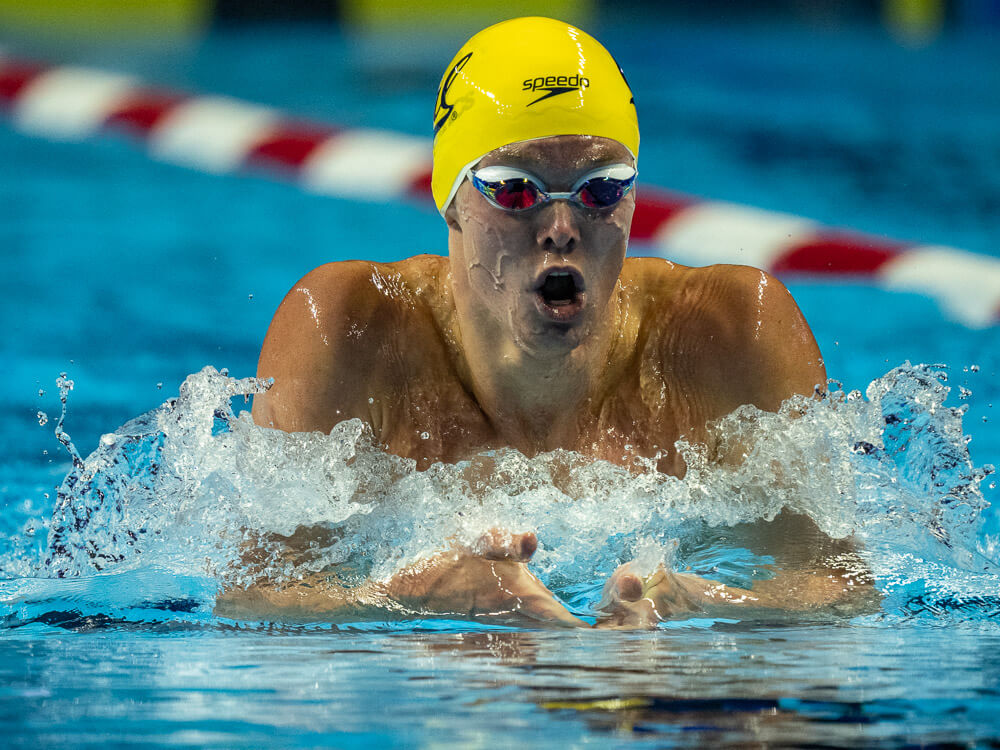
[
  {"left": 3, "top": 13, "right": 1000, "bottom": 747},
  {"left": 5, "top": 627, "right": 1000, "bottom": 748}
]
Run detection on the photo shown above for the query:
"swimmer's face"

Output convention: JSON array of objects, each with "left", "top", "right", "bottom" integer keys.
[{"left": 445, "top": 135, "right": 635, "bottom": 357}]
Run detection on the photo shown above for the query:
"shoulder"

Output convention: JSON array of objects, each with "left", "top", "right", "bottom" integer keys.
[
  {"left": 629, "top": 260, "right": 826, "bottom": 412},
  {"left": 283, "top": 255, "right": 445, "bottom": 315},
  {"left": 254, "top": 255, "right": 450, "bottom": 432},
  {"left": 684, "top": 263, "right": 808, "bottom": 334},
  {"left": 266, "top": 255, "right": 449, "bottom": 345}
]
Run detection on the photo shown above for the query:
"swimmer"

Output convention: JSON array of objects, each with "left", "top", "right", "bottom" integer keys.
[{"left": 217, "top": 17, "right": 870, "bottom": 628}]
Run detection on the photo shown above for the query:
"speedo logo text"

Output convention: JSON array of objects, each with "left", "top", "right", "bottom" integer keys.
[{"left": 522, "top": 74, "right": 590, "bottom": 106}]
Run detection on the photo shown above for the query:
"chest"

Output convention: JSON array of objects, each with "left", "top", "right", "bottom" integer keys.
[{"left": 377, "top": 356, "right": 715, "bottom": 477}]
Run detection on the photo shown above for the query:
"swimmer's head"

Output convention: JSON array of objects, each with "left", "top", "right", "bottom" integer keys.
[{"left": 431, "top": 16, "right": 639, "bottom": 215}]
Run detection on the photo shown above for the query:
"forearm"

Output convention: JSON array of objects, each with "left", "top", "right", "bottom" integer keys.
[
  {"left": 216, "top": 536, "right": 588, "bottom": 628},
  {"left": 671, "top": 567, "right": 875, "bottom": 613},
  {"left": 214, "top": 574, "right": 399, "bottom": 623}
]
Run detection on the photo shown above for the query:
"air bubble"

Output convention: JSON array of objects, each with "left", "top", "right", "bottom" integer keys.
[{"left": 36, "top": 411, "right": 48, "bottom": 426}]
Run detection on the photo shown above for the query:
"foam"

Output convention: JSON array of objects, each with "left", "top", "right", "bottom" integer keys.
[{"left": 3, "top": 362, "right": 996, "bottom": 625}]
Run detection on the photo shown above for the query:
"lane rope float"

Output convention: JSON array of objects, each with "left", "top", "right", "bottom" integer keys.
[{"left": 2, "top": 53, "right": 998, "bottom": 328}]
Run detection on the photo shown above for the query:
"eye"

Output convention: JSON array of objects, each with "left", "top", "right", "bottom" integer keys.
[
  {"left": 578, "top": 178, "right": 626, "bottom": 208},
  {"left": 492, "top": 179, "right": 540, "bottom": 210}
]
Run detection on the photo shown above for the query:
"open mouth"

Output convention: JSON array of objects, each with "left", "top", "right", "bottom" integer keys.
[{"left": 533, "top": 267, "right": 586, "bottom": 322}]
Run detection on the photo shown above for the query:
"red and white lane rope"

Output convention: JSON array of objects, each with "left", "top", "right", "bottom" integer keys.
[{"left": 2, "top": 53, "right": 998, "bottom": 327}]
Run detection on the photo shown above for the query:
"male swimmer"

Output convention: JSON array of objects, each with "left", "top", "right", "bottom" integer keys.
[{"left": 218, "top": 17, "right": 869, "bottom": 628}]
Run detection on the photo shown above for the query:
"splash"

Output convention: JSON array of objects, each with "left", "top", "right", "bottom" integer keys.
[{"left": 2, "top": 363, "right": 996, "bottom": 627}]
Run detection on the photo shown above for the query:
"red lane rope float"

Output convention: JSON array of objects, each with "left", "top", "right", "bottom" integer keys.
[{"left": 2, "top": 54, "right": 998, "bottom": 327}]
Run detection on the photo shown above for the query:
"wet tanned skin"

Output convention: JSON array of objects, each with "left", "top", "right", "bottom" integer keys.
[{"left": 231, "top": 135, "right": 852, "bottom": 628}]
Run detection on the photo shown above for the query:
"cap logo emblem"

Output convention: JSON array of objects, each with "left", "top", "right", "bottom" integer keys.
[{"left": 434, "top": 52, "right": 473, "bottom": 133}]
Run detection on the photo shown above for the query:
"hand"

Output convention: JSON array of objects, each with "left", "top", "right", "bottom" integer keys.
[
  {"left": 594, "top": 557, "right": 882, "bottom": 629},
  {"left": 595, "top": 562, "right": 709, "bottom": 629},
  {"left": 384, "top": 529, "right": 587, "bottom": 628}
]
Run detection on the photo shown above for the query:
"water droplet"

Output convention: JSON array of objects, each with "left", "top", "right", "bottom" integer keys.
[
  {"left": 420, "top": 431, "right": 430, "bottom": 440},
  {"left": 984, "top": 417, "right": 989, "bottom": 423},
  {"left": 970, "top": 364, "right": 980, "bottom": 373},
  {"left": 248, "top": 293, "right": 254, "bottom": 301},
  {"left": 368, "top": 397, "right": 374, "bottom": 404},
  {"left": 990, "top": 482, "right": 997, "bottom": 490},
  {"left": 959, "top": 386, "right": 972, "bottom": 400},
  {"left": 156, "top": 383, "right": 163, "bottom": 390},
  {"left": 37, "top": 389, "right": 44, "bottom": 397},
  {"left": 36, "top": 411, "right": 48, "bottom": 426},
  {"left": 42, "top": 450, "right": 48, "bottom": 456}
]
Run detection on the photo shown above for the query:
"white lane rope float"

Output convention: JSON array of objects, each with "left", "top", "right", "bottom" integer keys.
[{"left": 2, "top": 53, "right": 997, "bottom": 328}]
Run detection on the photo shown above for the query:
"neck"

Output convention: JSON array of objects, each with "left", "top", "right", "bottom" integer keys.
[{"left": 449, "top": 282, "right": 632, "bottom": 453}]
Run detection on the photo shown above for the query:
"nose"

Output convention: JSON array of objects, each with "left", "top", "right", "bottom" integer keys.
[{"left": 535, "top": 199, "right": 579, "bottom": 253}]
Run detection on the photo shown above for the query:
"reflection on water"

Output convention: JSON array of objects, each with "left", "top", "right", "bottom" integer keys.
[{"left": 3, "top": 625, "right": 1000, "bottom": 747}]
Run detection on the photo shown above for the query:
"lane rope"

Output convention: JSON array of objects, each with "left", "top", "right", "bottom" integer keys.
[{"left": 2, "top": 53, "right": 997, "bottom": 328}]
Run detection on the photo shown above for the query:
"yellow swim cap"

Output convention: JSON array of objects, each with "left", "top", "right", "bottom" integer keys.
[{"left": 431, "top": 16, "right": 639, "bottom": 214}]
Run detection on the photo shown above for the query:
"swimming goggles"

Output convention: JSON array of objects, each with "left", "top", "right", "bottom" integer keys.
[{"left": 469, "top": 164, "right": 637, "bottom": 212}]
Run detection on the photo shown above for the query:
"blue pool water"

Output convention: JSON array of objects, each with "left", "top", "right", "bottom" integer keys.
[{"left": 3, "top": 13, "right": 1000, "bottom": 747}]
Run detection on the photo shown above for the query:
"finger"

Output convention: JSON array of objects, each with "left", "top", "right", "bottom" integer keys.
[
  {"left": 476, "top": 529, "right": 537, "bottom": 562},
  {"left": 518, "top": 593, "right": 589, "bottom": 628},
  {"left": 616, "top": 573, "right": 643, "bottom": 602},
  {"left": 504, "top": 567, "right": 586, "bottom": 627},
  {"left": 593, "top": 598, "right": 660, "bottom": 630},
  {"left": 514, "top": 531, "right": 538, "bottom": 561}
]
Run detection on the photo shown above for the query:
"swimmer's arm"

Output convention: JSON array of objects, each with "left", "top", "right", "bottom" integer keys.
[
  {"left": 252, "top": 261, "right": 394, "bottom": 435},
  {"left": 704, "top": 265, "right": 827, "bottom": 418},
  {"left": 695, "top": 273, "right": 875, "bottom": 611},
  {"left": 656, "top": 265, "right": 826, "bottom": 470},
  {"left": 215, "top": 530, "right": 588, "bottom": 628},
  {"left": 598, "top": 559, "right": 876, "bottom": 628},
  {"left": 599, "top": 514, "right": 876, "bottom": 627}
]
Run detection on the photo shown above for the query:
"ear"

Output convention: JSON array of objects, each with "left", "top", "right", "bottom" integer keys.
[{"left": 444, "top": 200, "right": 462, "bottom": 232}]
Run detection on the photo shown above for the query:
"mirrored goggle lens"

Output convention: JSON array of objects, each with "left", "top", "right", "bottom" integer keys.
[
  {"left": 577, "top": 178, "right": 628, "bottom": 208},
  {"left": 491, "top": 179, "right": 541, "bottom": 210}
]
